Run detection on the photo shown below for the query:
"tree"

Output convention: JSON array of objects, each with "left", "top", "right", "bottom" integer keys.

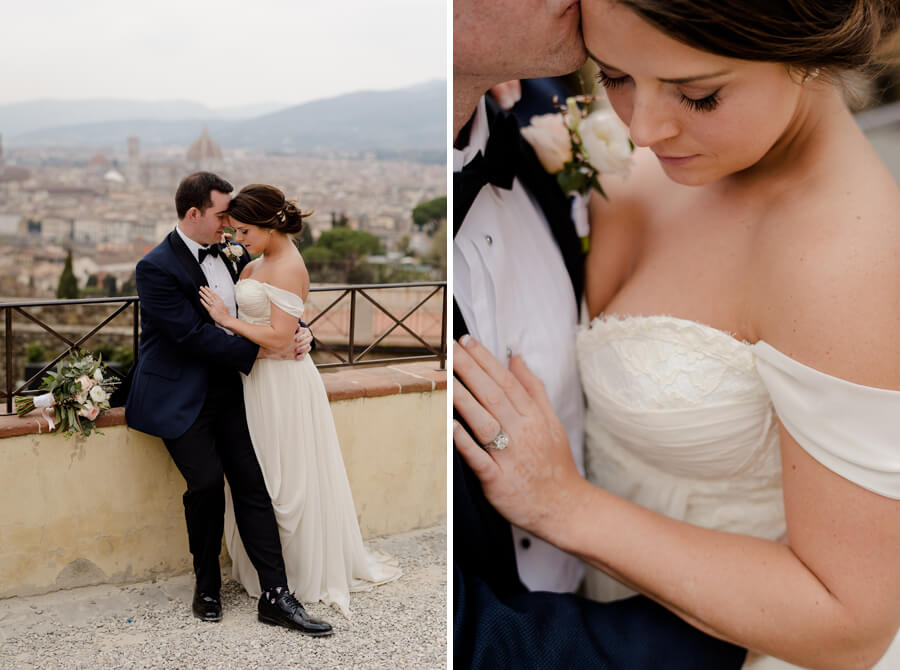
[
  {"left": 102, "top": 274, "right": 117, "bottom": 296},
  {"left": 314, "top": 228, "right": 383, "bottom": 261},
  {"left": 412, "top": 196, "right": 447, "bottom": 233},
  {"left": 302, "top": 246, "right": 337, "bottom": 264},
  {"left": 56, "top": 248, "right": 79, "bottom": 299},
  {"left": 120, "top": 273, "right": 136, "bottom": 296},
  {"left": 427, "top": 221, "right": 447, "bottom": 273},
  {"left": 295, "top": 224, "right": 314, "bottom": 251}
]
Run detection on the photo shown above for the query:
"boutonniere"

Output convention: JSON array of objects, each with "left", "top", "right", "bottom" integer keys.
[
  {"left": 521, "top": 91, "right": 634, "bottom": 251},
  {"left": 221, "top": 240, "right": 244, "bottom": 270}
]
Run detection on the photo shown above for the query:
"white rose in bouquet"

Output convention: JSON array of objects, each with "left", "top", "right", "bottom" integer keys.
[
  {"left": 76, "top": 375, "right": 94, "bottom": 391},
  {"left": 579, "top": 109, "right": 633, "bottom": 178},
  {"left": 89, "top": 385, "right": 109, "bottom": 405},
  {"left": 521, "top": 113, "right": 573, "bottom": 174},
  {"left": 93, "top": 368, "right": 104, "bottom": 382}
]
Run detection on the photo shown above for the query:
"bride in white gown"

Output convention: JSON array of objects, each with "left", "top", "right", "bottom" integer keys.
[
  {"left": 199, "top": 184, "right": 401, "bottom": 617},
  {"left": 454, "top": 1, "right": 900, "bottom": 668}
]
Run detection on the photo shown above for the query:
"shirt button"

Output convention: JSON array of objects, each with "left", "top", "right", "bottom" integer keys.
[
  {"left": 520, "top": 538, "right": 531, "bottom": 550},
  {"left": 484, "top": 235, "right": 493, "bottom": 246}
]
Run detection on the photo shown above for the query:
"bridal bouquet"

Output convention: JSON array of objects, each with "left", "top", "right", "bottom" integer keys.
[
  {"left": 15, "top": 351, "right": 120, "bottom": 437},
  {"left": 521, "top": 93, "right": 633, "bottom": 199}
]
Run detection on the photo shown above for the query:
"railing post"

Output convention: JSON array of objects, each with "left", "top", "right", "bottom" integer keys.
[
  {"left": 132, "top": 300, "right": 140, "bottom": 365},
  {"left": 348, "top": 288, "right": 357, "bottom": 365},
  {"left": 5, "top": 308, "right": 12, "bottom": 413},
  {"left": 440, "top": 284, "right": 447, "bottom": 371}
]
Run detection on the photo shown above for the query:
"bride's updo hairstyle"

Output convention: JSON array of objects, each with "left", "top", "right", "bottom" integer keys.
[
  {"left": 612, "top": 0, "right": 899, "bottom": 80},
  {"left": 226, "top": 184, "right": 313, "bottom": 235}
]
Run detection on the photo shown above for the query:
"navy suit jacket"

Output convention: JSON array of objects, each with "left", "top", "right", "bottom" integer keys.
[
  {"left": 453, "top": 101, "right": 747, "bottom": 669},
  {"left": 125, "top": 230, "right": 259, "bottom": 440}
]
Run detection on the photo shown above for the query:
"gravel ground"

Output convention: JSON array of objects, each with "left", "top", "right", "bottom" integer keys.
[{"left": 0, "top": 525, "right": 446, "bottom": 670}]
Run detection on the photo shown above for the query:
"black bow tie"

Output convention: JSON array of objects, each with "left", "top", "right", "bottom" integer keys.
[
  {"left": 198, "top": 245, "right": 219, "bottom": 263},
  {"left": 453, "top": 110, "right": 520, "bottom": 234}
]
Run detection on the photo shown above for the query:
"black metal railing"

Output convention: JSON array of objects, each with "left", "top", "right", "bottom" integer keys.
[{"left": 0, "top": 282, "right": 447, "bottom": 414}]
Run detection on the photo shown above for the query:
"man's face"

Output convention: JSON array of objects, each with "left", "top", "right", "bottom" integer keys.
[
  {"left": 186, "top": 190, "right": 230, "bottom": 246},
  {"left": 454, "top": 0, "right": 586, "bottom": 83}
]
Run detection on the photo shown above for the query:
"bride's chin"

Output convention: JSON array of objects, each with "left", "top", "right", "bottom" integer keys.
[{"left": 658, "top": 163, "right": 718, "bottom": 187}]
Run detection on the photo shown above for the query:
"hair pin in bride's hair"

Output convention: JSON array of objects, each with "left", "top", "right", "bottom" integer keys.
[{"left": 803, "top": 67, "right": 821, "bottom": 83}]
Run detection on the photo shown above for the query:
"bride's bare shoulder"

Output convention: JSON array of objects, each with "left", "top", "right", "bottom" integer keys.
[
  {"left": 264, "top": 254, "right": 310, "bottom": 299},
  {"left": 754, "top": 161, "right": 900, "bottom": 386}
]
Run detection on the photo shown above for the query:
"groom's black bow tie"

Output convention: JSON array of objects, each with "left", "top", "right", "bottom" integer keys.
[
  {"left": 197, "top": 245, "right": 219, "bottom": 263},
  {"left": 453, "top": 111, "right": 520, "bottom": 234}
]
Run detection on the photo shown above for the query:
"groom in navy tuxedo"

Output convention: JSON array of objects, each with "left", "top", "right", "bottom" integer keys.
[
  {"left": 126, "top": 172, "right": 332, "bottom": 636},
  {"left": 453, "top": 2, "right": 746, "bottom": 667}
]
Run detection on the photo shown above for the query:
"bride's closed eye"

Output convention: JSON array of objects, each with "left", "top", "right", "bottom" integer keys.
[
  {"left": 596, "top": 70, "right": 722, "bottom": 113},
  {"left": 597, "top": 70, "right": 629, "bottom": 89}
]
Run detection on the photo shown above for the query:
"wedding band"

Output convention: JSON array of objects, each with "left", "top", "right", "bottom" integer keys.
[{"left": 483, "top": 429, "right": 509, "bottom": 451}]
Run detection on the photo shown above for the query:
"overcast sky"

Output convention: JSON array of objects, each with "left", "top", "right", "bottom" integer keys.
[{"left": 0, "top": 0, "right": 447, "bottom": 108}]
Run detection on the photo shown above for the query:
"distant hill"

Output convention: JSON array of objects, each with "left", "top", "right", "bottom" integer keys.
[
  {"left": 0, "top": 99, "right": 214, "bottom": 137},
  {"left": 220, "top": 81, "right": 446, "bottom": 152},
  {"left": 3, "top": 81, "right": 446, "bottom": 154}
]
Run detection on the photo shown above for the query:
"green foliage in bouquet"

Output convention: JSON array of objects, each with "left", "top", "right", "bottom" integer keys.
[{"left": 15, "top": 351, "right": 120, "bottom": 437}]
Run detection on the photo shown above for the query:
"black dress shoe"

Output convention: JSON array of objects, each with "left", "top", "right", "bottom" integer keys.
[
  {"left": 192, "top": 590, "right": 223, "bottom": 622},
  {"left": 258, "top": 592, "right": 333, "bottom": 637}
]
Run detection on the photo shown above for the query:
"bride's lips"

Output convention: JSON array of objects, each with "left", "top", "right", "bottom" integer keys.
[{"left": 654, "top": 153, "right": 699, "bottom": 166}]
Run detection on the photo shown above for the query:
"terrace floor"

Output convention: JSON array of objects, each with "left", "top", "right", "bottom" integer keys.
[{"left": 0, "top": 525, "right": 446, "bottom": 670}]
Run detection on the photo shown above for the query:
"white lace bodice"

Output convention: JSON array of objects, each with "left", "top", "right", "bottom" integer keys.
[
  {"left": 235, "top": 278, "right": 304, "bottom": 325},
  {"left": 575, "top": 313, "right": 900, "bottom": 607}
]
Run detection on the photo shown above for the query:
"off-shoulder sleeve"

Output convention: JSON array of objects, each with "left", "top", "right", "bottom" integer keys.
[
  {"left": 753, "top": 341, "right": 900, "bottom": 499},
  {"left": 261, "top": 282, "right": 304, "bottom": 319}
]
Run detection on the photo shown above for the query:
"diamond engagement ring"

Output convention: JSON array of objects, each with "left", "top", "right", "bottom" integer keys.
[{"left": 484, "top": 429, "right": 509, "bottom": 451}]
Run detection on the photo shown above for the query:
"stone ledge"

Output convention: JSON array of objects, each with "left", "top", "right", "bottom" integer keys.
[{"left": 0, "top": 361, "right": 446, "bottom": 439}]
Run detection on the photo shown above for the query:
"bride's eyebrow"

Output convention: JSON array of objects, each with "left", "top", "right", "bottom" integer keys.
[{"left": 588, "top": 50, "right": 731, "bottom": 84}]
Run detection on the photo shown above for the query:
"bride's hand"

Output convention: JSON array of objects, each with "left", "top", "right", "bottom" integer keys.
[
  {"left": 198, "top": 286, "right": 233, "bottom": 326},
  {"left": 453, "top": 335, "right": 584, "bottom": 538}
]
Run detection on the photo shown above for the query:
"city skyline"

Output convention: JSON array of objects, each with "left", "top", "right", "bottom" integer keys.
[{"left": 0, "top": 0, "right": 447, "bottom": 108}]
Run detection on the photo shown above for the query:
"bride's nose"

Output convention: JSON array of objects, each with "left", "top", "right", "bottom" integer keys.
[{"left": 626, "top": 91, "right": 679, "bottom": 148}]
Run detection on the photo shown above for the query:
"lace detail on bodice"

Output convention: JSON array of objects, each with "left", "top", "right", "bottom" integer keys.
[
  {"left": 579, "top": 315, "right": 763, "bottom": 410},
  {"left": 235, "top": 278, "right": 304, "bottom": 325},
  {"left": 576, "top": 315, "right": 786, "bottom": 604},
  {"left": 576, "top": 315, "right": 780, "bottom": 482}
]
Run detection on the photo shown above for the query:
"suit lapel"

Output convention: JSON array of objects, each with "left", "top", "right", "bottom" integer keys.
[
  {"left": 165, "top": 230, "right": 216, "bottom": 324},
  {"left": 167, "top": 229, "right": 209, "bottom": 289},
  {"left": 482, "top": 98, "right": 584, "bottom": 307}
]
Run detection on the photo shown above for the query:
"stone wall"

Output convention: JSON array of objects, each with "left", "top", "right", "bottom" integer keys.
[{"left": 0, "top": 362, "right": 446, "bottom": 597}]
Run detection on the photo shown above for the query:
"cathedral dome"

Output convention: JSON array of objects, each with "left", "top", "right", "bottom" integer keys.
[{"left": 186, "top": 126, "right": 223, "bottom": 162}]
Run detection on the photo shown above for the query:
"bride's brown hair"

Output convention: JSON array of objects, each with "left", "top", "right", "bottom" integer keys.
[
  {"left": 612, "top": 0, "right": 899, "bottom": 77},
  {"left": 226, "top": 184, "right": 313, "bottom": 235}
]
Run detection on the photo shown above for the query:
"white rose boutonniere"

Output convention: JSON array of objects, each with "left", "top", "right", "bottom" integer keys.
[
  {"left": 520, "top": 114, "right": 573, "bottom": 174},
  {"left": 521, "top": 91, "right": 633, "bottom": 199},
  {"left": 222, "top": 241, "right": 244, "bottom": 262},
  {"left": 221, "top": 240, "right": 245, "bottom": 273}
]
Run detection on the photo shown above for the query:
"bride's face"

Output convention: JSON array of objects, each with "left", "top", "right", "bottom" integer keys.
[
  {"left": 582, "top": 0, "right": 806, "bottom": 186},
  {"left": 229, "top": 218, "right": 270, "bottom": 255}
]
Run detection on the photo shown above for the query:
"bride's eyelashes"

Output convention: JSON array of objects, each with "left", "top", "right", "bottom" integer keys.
[
  {"left": 596, "top": 70, "right": 628, "bottom": 89},
  {"left": 596, "top": 70, "right": 722, "bottom": 113},
  {"left": 679, "top": 89, "right": 721, "bottom": 112}
]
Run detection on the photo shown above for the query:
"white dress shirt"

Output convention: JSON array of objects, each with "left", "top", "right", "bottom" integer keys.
[
  {"left": 175, "top": 225, "right": 237, "bottom": 332},
  {"left": 454, "top": 98, "right": 585, "bottom": 593}
]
